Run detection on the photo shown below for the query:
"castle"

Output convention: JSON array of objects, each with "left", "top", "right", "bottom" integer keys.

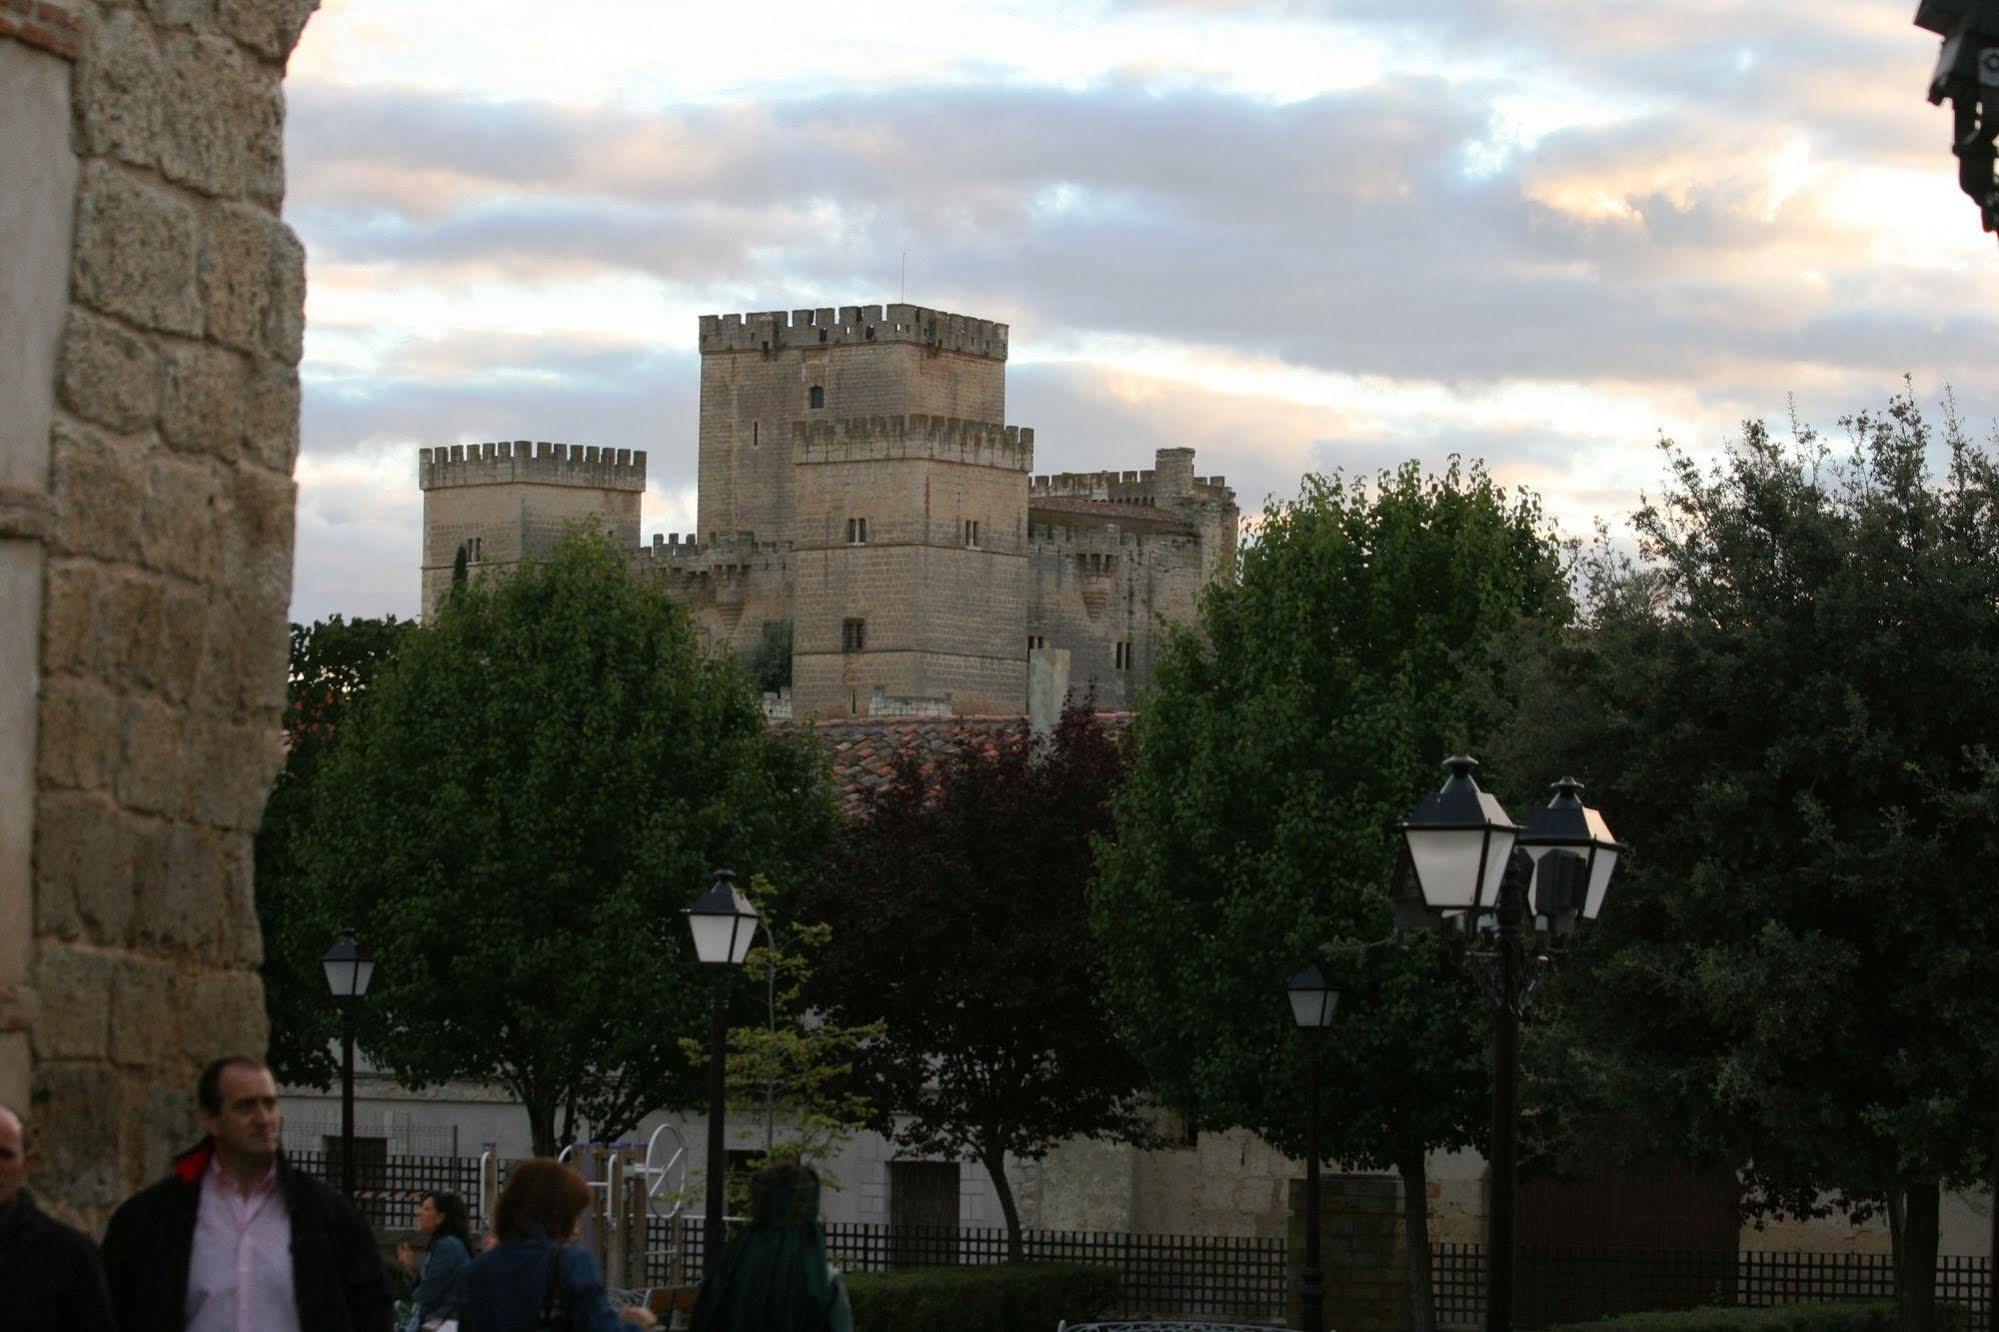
[{"left": 417, "top": 304, "right": 1239, "bottom": 718}]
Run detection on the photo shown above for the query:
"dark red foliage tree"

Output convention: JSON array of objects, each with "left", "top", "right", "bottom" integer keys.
[{"left": 807, "top": 701, "right": 1155, "bottom": 1260}]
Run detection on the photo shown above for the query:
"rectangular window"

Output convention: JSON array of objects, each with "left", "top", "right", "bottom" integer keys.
[
  {"left": 963, "top": 519, "right": 980, "bottom": 548},
  {"left": 1115, "top": 641, "right": 1133, "bottom": 670},
  {"left": 752, "top": 420, "right": 760, "bottom": 447},
  {"left": 1028, "top": 635, "right": 1047, "bottom": 652},
  {"left": 842, "top": 619, "right": 866, "bottom": 653},
  {"left": 847, "top": 517, "right": 869, "bottom": 545}
]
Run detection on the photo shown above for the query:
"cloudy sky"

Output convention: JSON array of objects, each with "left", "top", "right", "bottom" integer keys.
[{"left": 282, "top": 0, "right": 1994, "bottom": 623}]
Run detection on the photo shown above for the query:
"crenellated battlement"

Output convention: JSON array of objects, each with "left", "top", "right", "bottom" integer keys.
[
  {"left": 698, "top": 304, "right": 1008, "bottom": 360},
  {"left": 1027, "top": 448, "right": 1232, "bottom": 508},
  {"left": 633, "top": 532, "right": 794, "bottom": 570},
  {"left": 792, "top": 414, "right": 1033, "bottom": 472},
  {"left": 418, "top": 440, "right": 647, "bottom": 492}
]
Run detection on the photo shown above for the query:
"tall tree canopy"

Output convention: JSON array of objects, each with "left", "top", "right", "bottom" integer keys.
[
  {"left": 1092, "top": 460, "right": 1571, "bottom": 1330},
  {"left": 806, "top": 703, "right": 1155, "bottom": 1260},
  {"left": 294, "top": 531, "right": 837, "bottom": 1152},
  {"left": 1489, "top": 395, "right": 1999, "bottom": 1332},
  {"left": 257, "top": 614, "right": 413, "bottom": 1088}
]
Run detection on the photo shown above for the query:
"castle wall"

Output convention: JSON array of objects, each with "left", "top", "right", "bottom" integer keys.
[
  {"left": 634, "top": 535, "right": 794, "bottom": 660},
  {"left": 697, "top": 305, "right": 1005, "bottom": 546},
  {"left": 4, "top": 0, "right": 313, "bottom": 1230}
]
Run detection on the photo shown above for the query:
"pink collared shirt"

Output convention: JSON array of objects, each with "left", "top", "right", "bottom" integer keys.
[{"left": 185, "top": 1155, "right": 301, "bottom": 1332}]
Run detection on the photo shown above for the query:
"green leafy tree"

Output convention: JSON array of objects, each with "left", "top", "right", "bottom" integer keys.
[
  {"left": 741, "top": 620, "right": 793, "bottom": 695},
  {"left": 1487, "top": 394, "right": 1999, "bottom": 1332},
  {"left": 257, "top": 614, "right": 413, "bottom": 1088},
  {"left": 807, "top": 703, "right": 1156, "bottom": 1261},
  {"left": 296, "top": 530, "right": 838, "bottom": 1153},
  {"left": 1092, "top": 460, "right": 1570, "bottom": 1332}
]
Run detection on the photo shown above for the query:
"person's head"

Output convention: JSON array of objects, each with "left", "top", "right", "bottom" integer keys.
[
  {"left": 748, "top": 1160, "right": 821, "bottom": 1230},
  {"left": 0, "top": 1104, "right": 33, "bottom": 1212},
  {"left": 492, "top": 1159, "right": 591, "bottom": 1242},
  {"left": 196, "top": 1057, "right": 280, "bottom": 1169},
  {"left": 418, "top": 1189, "right": 471, "bottom": 1247}
]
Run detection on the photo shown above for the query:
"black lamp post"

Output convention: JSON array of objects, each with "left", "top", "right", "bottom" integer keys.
[
  {"left": 683, "top": 868, "right": 759, "bottom": 1280},
  {"left": 1398, "top": 758, "right": 1623, "bottom": 1332},
  {"left": 1914, "top": 0, "right": 1999, "bottom": 238},
  {"left": 320, "top": 932, "right": 375, "bottom": 1199},
  {"left": 1287, "top": 965, "right": 1338, "bottom": 1332}
]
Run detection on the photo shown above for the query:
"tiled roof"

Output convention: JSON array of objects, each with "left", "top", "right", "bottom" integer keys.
[{"left": 814, "top": 711, "right": 1132, "bottom": 815}]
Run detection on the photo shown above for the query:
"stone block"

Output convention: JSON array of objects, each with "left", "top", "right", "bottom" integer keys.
[
  {"left": 215, "top": 0, "right": 317, "bottom": 62},
  {"left": 39, "top": 560, "right": 100, "bottom": 676},
  {"left": 48, "top": 420, "right": 145, "bottom": 563},
  {"left": 80, "top": 11, "right": 166, "bottom": 169},
  {"left": 114, "top": 697, "right": 187, "bottom": 818},
  {"left": 95, "top": 570, "right": 167, "bottom": 693},
  {"left": 72, "top": 163, "right": 201, "bottom": 335},
  {"left": 33, "top": 791, "right": 139, "bottom": 946},
  {"left": 199, "top": 204, "right": 304, "bottom": 362},
  {"left": 179, "top": 966, "right": 267, "bottom": 1065},
  {"left": 144, "top": 0, "right": 218, "bottom": 30},
  {"left": 198, "top": 595, "right": 286, "bottom": 711},
  {"left": 138, "top": 454, "right": 224, "bottom": 582},
  {"left": 217, "top": 837, "right": 262, "bottom": 966},
  {"left": 132, "top": 819, "right": 219, "bottom": 953},
  {"left": 33, "top": 1062, "right": 130, "bottom": 1210},
  {"left": 157, "top": 585, "right": 208, "bottom": 704},
  {"left": 224, "top": 466, "right": 295, "bottom": 614},
  {"left": 158, "top": 33, "right": 283, "bottom": 202},
  {"left": 32, "top": 945, "right": 115, "bottom": 1059},
  {"left": 111, "top": 955, "right": 179, "bottom": 1065},
  {"left": 186, "top": 712, "right": 280, "bottom": 831},
  {"left": 162, "top": 342, "right": 247, "bottom": 457},
  {"left": 37, "top": 677, "right": 121, "bottom": 792},
  {"left": 57, "top": 310, "right": 161, "bottom": 434},
  {"left": 241, "top": 360, "right": 300, "bottom": 473}
]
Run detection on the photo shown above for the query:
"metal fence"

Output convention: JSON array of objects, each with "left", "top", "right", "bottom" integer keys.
[
  {"left": 290, "top": 1149, "right": 487, "bottom": 1237},
  {"left": 1433, "top": 1245, "right": 1994, "bottom": 1332},
  {"left": 646, "top": 1216, "right": 1288, "bottom": 1320}
]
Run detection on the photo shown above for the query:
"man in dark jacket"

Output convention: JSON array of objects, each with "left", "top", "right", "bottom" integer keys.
[
  {"left": 0, "top": 1102, "right": 118, "bottom": 1332},
  {"left": 101, "top": 1055, "right": 393, "bottom": 1332}
]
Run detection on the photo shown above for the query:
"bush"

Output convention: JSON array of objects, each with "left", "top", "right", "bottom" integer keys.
[
  {"left": 843, "top": 1262, "right": 1120, "bottom": 1332},
  {"left": 1547, "top": 1300, "right": 1969, "bottom": 1332}
]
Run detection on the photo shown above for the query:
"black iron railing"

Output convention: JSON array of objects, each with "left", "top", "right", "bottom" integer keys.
[{"left": 1432, "top": 1244, "right": 1993, "bottom": 1332}]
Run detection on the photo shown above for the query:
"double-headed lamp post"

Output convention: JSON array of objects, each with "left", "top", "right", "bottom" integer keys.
[
  {"left": 1287, "top": 965, "right": 1339, "bottom": 1332},
  {"left": 320, "top": 932, "right": 375, "bottom": 1199},
  {"left": 1397, "top": 758, "right": 1623, "bottom": 1332},
  {"left": 683, "top": 868, "right": 759, "bottom": 1280}
]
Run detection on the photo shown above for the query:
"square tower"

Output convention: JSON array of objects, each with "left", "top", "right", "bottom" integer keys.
[{"left": 695, "top": 305, "right": 1007, "bottom": 545}]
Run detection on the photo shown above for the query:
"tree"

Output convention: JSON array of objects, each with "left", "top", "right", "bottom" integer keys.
[
  {"left": 806, "top": 703, "right": 1156, "bottom": 1261},
  {"left": 256, "top": 614, "right": 413, "bottom": 1088},
  {"left": 741, "top": 620, "right": 793, "bottom": 695},
  {"left": 1486, "top": 393, "right": 1999, "bottom": 1332},
  {"left": 295, "top": 530, "right": 838, "bottom": 1153},
  {"left": 1092, "top": 460, "right": 1571, "bottom": 1332}
]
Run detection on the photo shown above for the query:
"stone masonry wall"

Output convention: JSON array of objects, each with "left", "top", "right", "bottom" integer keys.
[{"left": 1, "top": 0, "right": 313, "bottom": 1230}]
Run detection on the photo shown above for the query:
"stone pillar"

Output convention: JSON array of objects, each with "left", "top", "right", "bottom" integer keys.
[
  {"left": 1288, "top": 1173, "right": 1413, "bottom": 1332},
  {"left": 1, "top": 0, "right": 314, "bottom": 1231}
]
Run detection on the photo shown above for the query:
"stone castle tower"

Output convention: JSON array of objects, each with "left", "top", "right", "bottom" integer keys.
[{"left": 418, "top": 303, "right": 1237, "bottom": 720}]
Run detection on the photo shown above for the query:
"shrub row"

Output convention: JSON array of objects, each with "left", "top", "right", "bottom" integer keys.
[{"left": 844, "top": 1262, "right": 1121, "bottom": 1332}]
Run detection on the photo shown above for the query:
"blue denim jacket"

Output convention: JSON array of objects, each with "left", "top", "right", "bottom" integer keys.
[
  {"left": 458, "top": 1232, "right": 624, "bottom": 1332},
  {"left": 411, "top": 1234, "right": 470, "bottom": 1324}
]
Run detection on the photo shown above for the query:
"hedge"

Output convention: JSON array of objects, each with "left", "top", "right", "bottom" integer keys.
[
  {"left": 844, "top": 1262, "right": 1121, "bottom": 1332},
  {"left": 1546, "top": 1300, "right": 1970, "bottom": 1332}
]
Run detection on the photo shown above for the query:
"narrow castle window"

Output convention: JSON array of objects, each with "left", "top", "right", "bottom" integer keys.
[
  {"left": 842, "top": 618, "right": 866, "bottom": 653},
  {"left": 964, "top": 520, "right": 980, "bottom": 548},
  {"left": 1028, "top": 635, "right": 1046, "bottom": 652},
  {"left": 1115, "top": 641, "right": 1133, "bottom": 670},
  {"left": 847, "top": 517, "right": 869, "bottom": 545},
  {"left": 809, "top": 385, "right": 825, "bottom": 410},
  {"left": 752, "top": 421, "right": 759, "bottom": 448}
]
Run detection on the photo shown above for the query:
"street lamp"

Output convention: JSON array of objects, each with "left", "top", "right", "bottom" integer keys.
[
  {"left": 1287, "top": 965, "right": 1338, "bottom": 1332},
  {"left": 684, "top": 867, "right": 759, "bottom": 1279},
  {"left": 1914, "top": 0, "right": 1999, "bottom": 238},
  {"left": 1398, "top": 759, "right": 1623, "bottom": 1332},
  {"left": 321, "top": 931, "right": 374, "bottom": 1199}
]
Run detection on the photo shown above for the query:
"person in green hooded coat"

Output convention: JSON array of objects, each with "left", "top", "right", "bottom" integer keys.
[{"left": 691, "top": 1161, "right": 852, "bottom": 1332}]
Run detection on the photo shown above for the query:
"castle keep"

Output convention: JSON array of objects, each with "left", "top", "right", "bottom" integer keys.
[{"left": 419, "top": 304, "right": 1238, "bottom": 717}]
